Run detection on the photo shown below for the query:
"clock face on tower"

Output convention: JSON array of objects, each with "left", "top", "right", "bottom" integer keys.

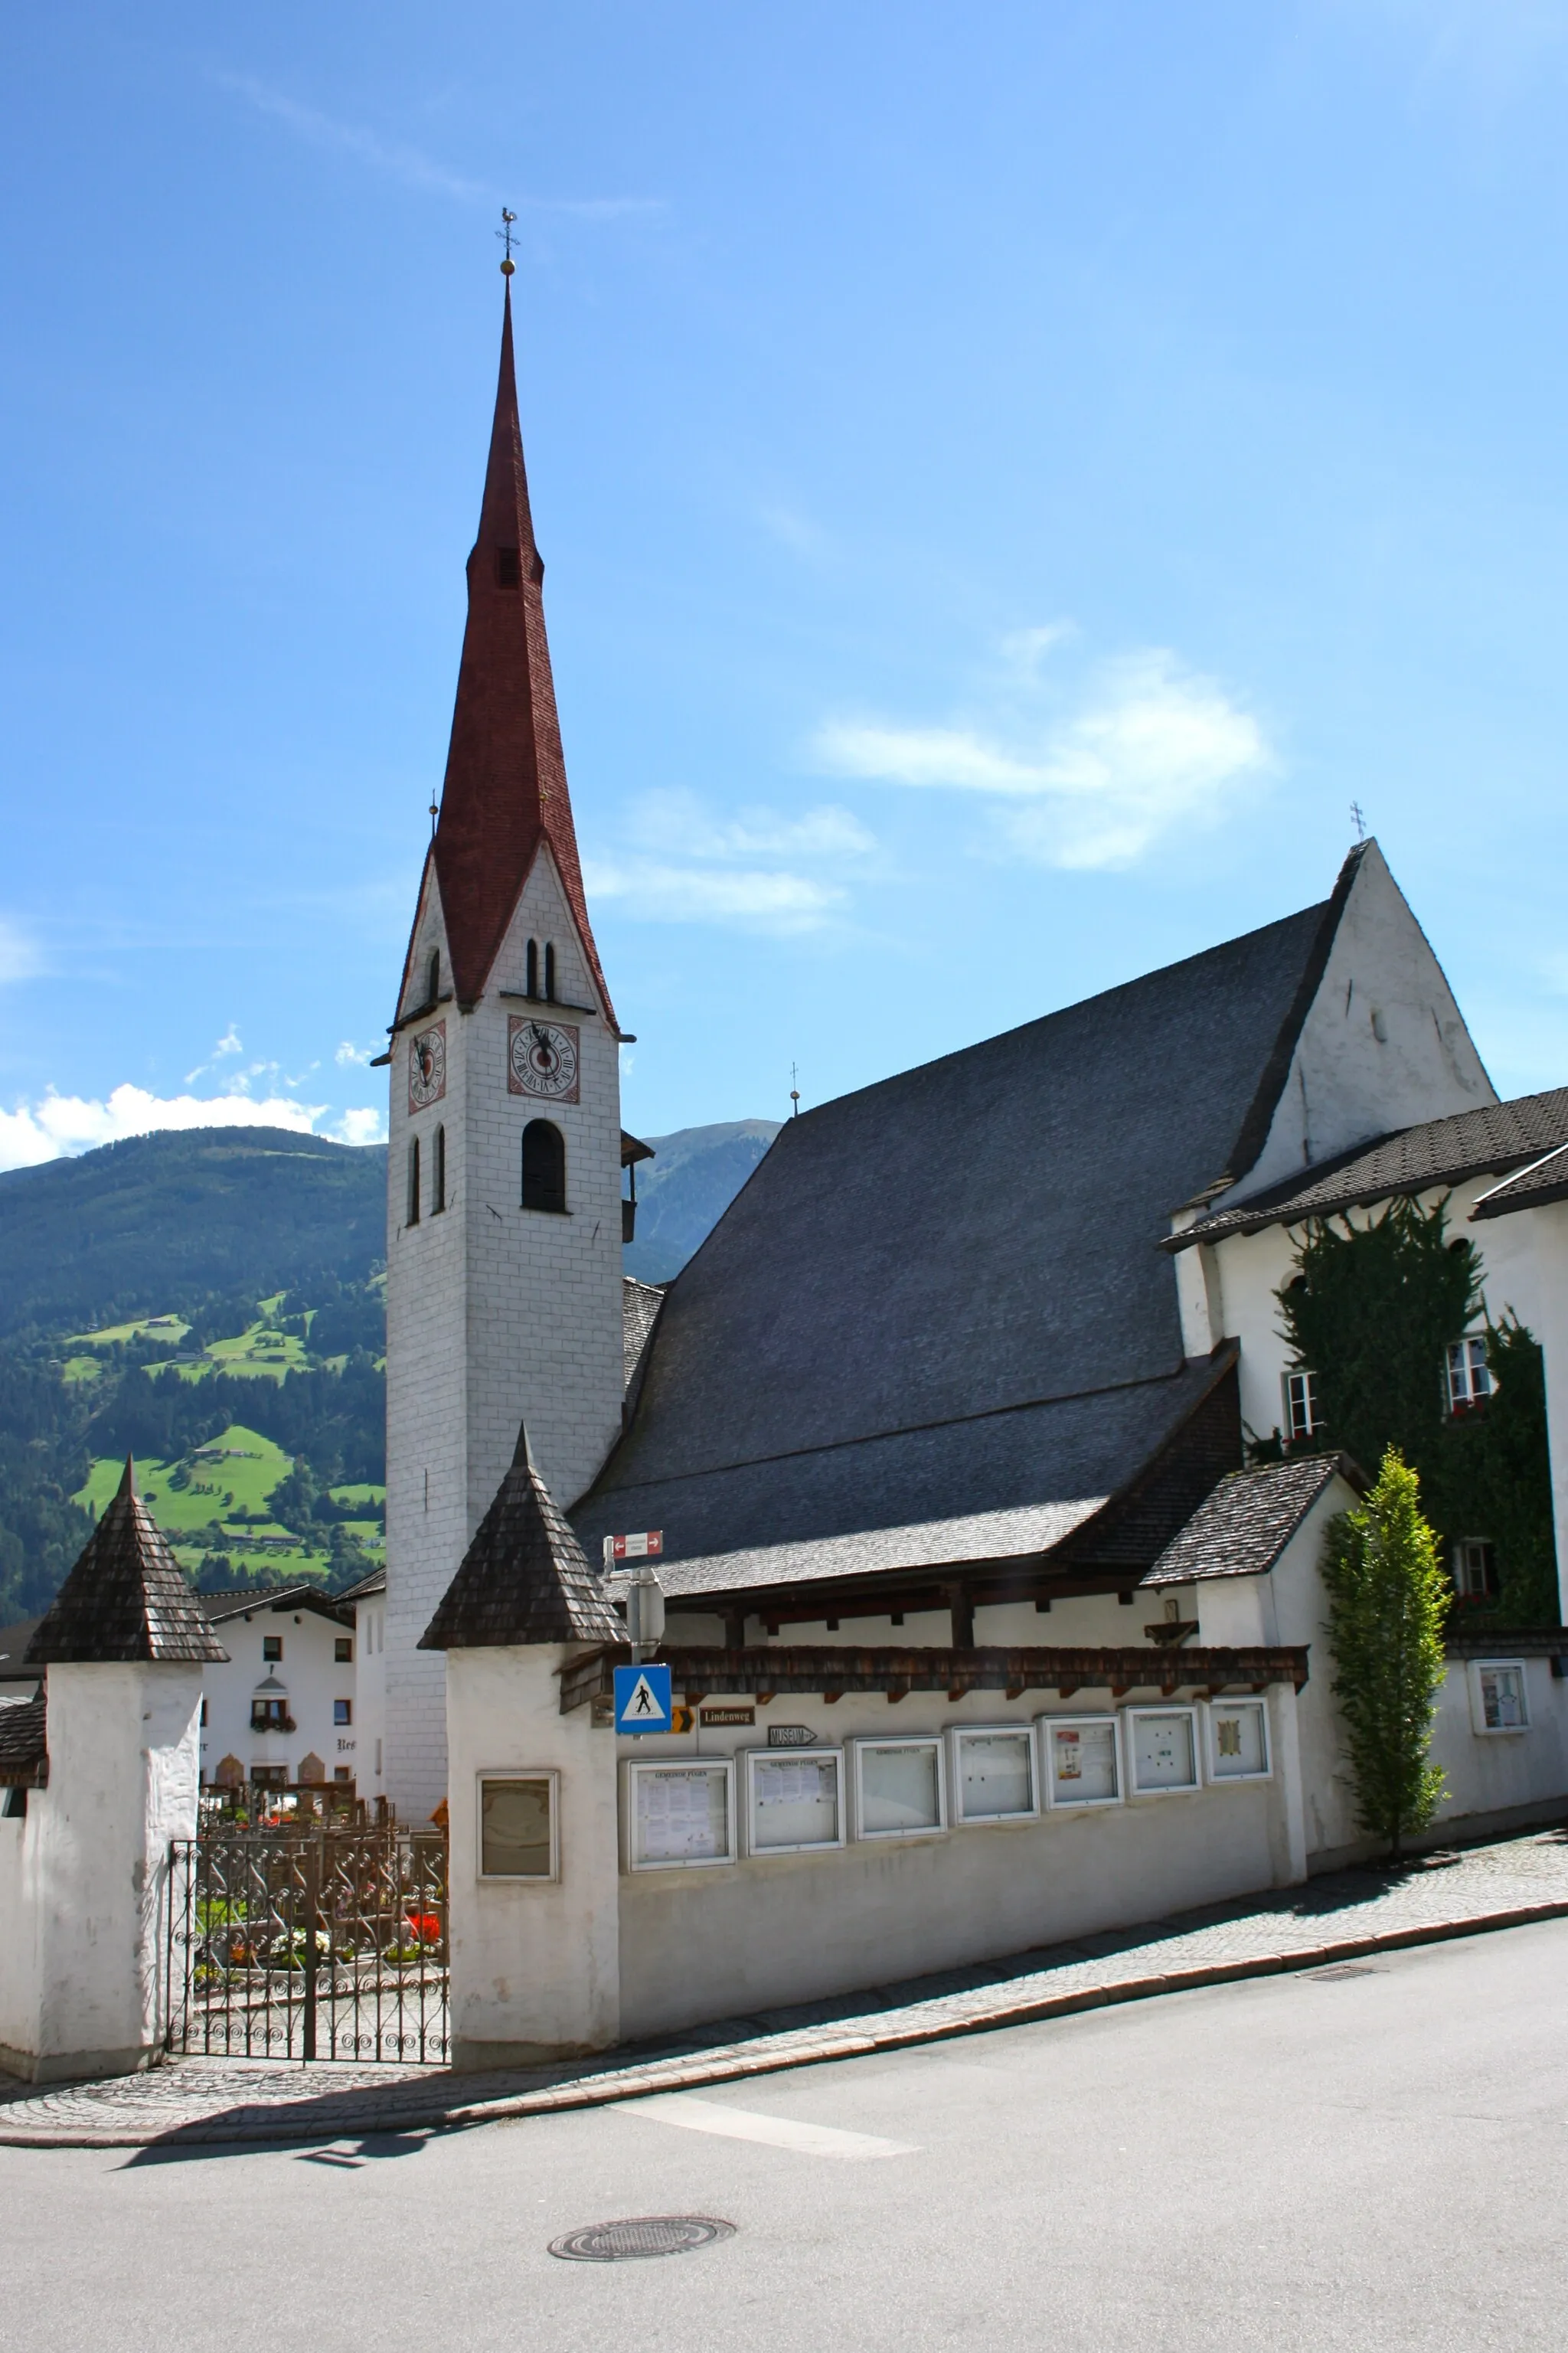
[
  {"left": 408, "top": 1021, "right": 446, "bottom": 1111},
  {"left": 508, "top": 1015, "right": 580, "bottom": 1103}
]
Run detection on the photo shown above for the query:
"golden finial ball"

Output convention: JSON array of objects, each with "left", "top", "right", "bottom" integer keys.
[{"left": 500, "top": 257, "right": 515, "bottom": 276}]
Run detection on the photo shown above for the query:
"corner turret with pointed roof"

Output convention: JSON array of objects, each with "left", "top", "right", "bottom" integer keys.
[
  {"left": 26, "top": 1459, "right": 227, "bottom": 1665},
  {"left": 419, "top": 1424, "right": 623, "bottom": 1651},
  {"left": 397, "top": 282, "right": 615, "bottom": 1026}
]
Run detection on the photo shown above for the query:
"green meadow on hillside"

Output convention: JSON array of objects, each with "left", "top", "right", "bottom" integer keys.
[{"left": 74, "top": 1421, "right": 385, "bottom": 1585}]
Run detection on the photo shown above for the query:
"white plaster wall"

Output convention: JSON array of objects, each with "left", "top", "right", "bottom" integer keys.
[
  {"left": 1429, "top": 1655, "right": 1568, "bottom": 1828},
  {"left": 384, "top": 848, "right": 625, "bottom": 1821},
  {"left": 0, "top": 1810, "right": 41, "bottom": 2075},
  {"left": 385, "top": 868, "right": 472, "bottom": 1822},
  {"left": 1187, "top": 1479, "right": 1364, "bottom": 1861},
  {"left": 201, "top": 1606, "right": 357, "bottom": 1787},
  {"left": 663, "top": 1593, "right": 1165, "bottom": 1651},
  {"left": 24, "top": 1663, "right": 203, "bottom": 2080},
  {"left": 445, "top": 1645, "right": 620, "bottom": 2066},
  {"left": 616, "top": 1683, "right": 1305, "bottom": 2041},
  {"left": 1236, "top": 843, "right": 1494, "bottom": 1201},
  {"left": 354, "top": 1593, "right": 387, "bottom": 1800}
]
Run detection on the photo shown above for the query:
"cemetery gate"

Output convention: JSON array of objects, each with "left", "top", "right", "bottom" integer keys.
[{"left": 165, "top": 1798, "right": 449, "bottom": 2064}]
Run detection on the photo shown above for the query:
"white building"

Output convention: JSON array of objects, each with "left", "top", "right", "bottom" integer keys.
[{"left": 187, "top": 1571, "right": 387, "bottom": 1806}]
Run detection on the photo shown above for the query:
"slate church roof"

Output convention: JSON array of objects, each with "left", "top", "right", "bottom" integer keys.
[
  {"left": 574, "top": 852, "right": 1380, "bottom": 1602},
  {"left": 422, "top": 1425, "right": 622, "bottom": 1649},
  {"left": 25, "top": 1459, "right": 228, "bottom": 1666}
]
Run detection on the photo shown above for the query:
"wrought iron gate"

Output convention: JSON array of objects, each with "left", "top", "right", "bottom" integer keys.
[{"left": 166, "top": 1803, "right": 449, "bottom": 2064}]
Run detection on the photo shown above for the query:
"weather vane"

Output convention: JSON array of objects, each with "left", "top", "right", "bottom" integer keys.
[
  {"left": 1351, "top": 799, "right": 1367, "bottom": 842},
  {"left": 789, "top": 1061, "right": 801, "bottom": 1119},
  {"left": 497, "top": 207, "right": 518, "bottom": 276}
]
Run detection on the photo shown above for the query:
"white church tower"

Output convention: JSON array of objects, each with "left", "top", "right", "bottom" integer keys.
[{"left": 381, "top": 274, "right": 628, "bottom": 1820}]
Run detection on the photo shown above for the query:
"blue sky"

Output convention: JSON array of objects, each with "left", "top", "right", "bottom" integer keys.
[{"left": 3, "top": 1, "right": 1567, "bottom": 1168}]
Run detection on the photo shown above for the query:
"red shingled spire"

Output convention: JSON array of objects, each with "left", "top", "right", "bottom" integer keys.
[{"left": 425, "top": 283, "right": 614, "bottom": 1022}]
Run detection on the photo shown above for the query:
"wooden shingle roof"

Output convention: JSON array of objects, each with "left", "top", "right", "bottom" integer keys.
[
  {"left": 420, "top": 1427, "right": 622, "bottom": 1651},
  {"left": 1167, "top": 1087, "right": 1568, "bottom": 1250},
  {"left": 0, "top": 1695, "right": 47, "bottom": 1787},
  {"left": 1142, "top": 1455, "right": 1360, "bottom": 1587},
  {"left": 25, "top": 1459, "right": 228, "bottom": 1665},
  {"left": 1472, "top": 1139, "right": 1568, "bottom": 1221}
]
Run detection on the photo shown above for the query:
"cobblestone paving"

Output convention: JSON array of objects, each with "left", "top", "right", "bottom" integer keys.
[{"left": 4, "top": 1822, "right": 1566, "bottom": 2149}]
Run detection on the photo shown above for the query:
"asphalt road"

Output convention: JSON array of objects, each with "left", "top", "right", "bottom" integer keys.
[{"left": 5, "top": 1918, "right": 1565, "bottom": 2351}]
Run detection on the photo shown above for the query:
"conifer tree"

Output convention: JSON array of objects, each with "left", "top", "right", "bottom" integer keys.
[{"left": 1321, "top": 1448, "right": 1450, "bottom": 1859}]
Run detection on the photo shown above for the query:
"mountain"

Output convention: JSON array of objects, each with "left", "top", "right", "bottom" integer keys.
[
  {"left": 624, "top": 1121, "right": 781, "bottom": 1283},
  {"left": 0, "top": 1129, "right": 387, "bottom": 1338}
]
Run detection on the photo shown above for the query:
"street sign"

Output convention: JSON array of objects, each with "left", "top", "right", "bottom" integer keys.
[
  {"left": 605, "top": 1530, "right": 663, "bottom": 1565},
  {"left": 613, "top": 1663, "right": 674, "bottom": 1735},
  {"left": 767, "top": 1724, "right": 818, "bottom": 1747}
]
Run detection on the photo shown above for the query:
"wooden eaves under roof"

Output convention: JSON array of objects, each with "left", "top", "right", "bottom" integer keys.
[{"left": 559, "top": 1641, "right": 1309, "bottom": 1716}]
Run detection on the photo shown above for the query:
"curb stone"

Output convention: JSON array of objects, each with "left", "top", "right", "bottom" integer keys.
[{"left": 2, "top": 1891, "right": 1564, "bottom": 2150}]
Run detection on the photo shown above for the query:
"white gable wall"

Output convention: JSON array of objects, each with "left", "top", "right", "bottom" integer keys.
[{"left": 1236, "top": 844, "right": 1494, "bottom": 1202}]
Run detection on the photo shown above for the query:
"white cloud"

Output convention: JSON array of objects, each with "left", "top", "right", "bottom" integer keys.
[
  {"left": 218, "top": 74, "right": 664, "bottom": 218},
  {"left": 0, "top": 1085, "right": 328, "bottom": 1175},
  {"left": 814, "top": 645, "right": 1271, "bottom": 869},
  {"left": 586, "top": 859, "right": 847, "bottom": 934},
  {"left": 588, "top": 791, "right": 875, "bottom": 933},
  {"left": 329, "top": 1107, "right": 387, "bottom": 1147},
  {"left": 213, "top": 1025, "right": 243, "bottom": 1059},
  {"left": 335, "top": 1040, "right": 377, "bottom": 1067},
  {"left": 0, "top": 919, "right": 41, "bottom": 985},
  {"left": 627, "top": 790, "right": 877, "bottom": 866},
  {"left": 217, "top": 75, "right": 491, "bottom": 201},
  {"left": 999, "top": 622, "right": 1076, "bottom": 675},
  {"left": 755, "top": 502, "right": 831, "bottom": 559}
]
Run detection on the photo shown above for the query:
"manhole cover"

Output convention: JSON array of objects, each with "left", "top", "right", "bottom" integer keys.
[
  {"left": 548, "top": 2216, "right": 737, "bottom": 2263},
  {"left": 1308, "top": 1963, "right": 1383, "bottom": 1981}
]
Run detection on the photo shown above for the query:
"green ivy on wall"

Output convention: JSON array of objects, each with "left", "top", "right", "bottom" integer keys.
[{"left": 1256, "top": 1196, "right": 1559, "bottom": 1627}]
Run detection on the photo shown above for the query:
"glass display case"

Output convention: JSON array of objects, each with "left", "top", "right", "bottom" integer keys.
[
  {"left": 949, "top": 1727, "right": 1039, "bottom": 1824},
  {"left": 626, "top": 1758, "right": 736, "bottom": 1870},
  {"left": 1040, "top": 1714, "right": 1122, "bottom": 1808},
  {"left": 851, "top": 1737, "right": 946, "bottom": 1839}
]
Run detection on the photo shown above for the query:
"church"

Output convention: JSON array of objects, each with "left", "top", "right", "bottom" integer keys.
[{"left": 381, "top": 279, "right": 1568, "bottom": 2062}]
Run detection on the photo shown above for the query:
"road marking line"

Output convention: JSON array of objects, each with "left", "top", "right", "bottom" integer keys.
[{"left": 620, "top": 2092, "right": 918, "bottom": 2160}]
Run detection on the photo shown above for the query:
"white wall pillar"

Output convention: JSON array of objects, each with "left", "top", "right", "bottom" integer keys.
[
  {"left": 1, "top": 1662, "right": 203, "bottom": 2083},
  {"left": 443, "top": 1645, "right": 619, "bottom": 2067}
]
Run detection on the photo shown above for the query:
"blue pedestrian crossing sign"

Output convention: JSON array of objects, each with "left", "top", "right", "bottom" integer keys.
[{"left": 613, "top": 1663, "right": 674, "bottom": 1735}]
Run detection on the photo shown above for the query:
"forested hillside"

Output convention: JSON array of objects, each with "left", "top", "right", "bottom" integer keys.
[
  {"left": 0, "top": 1116, "right": 776, "bottom": 1624},
  {"left": 0, "top": 1127, "right": 387, "bottom": 1335}
]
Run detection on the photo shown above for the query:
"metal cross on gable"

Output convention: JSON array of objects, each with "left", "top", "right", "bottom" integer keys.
[
  {"left": 496, "top": 208, "right": 518, "bottom": 274},
  {"left": 1351, "top": 799, "right": 1367, "bottom": 842}
]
